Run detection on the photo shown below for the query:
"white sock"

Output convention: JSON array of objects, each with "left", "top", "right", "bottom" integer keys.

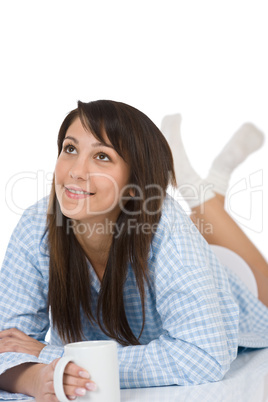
[
  {"left": 206, "top": 123, "right": 265, "bottom": 195},
  {"left": 161, "top": 114, "right": 215, "bottom": 208}
]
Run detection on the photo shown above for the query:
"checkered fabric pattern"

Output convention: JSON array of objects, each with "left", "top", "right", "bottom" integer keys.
[{"left": 1, "top": 195, "right": 268, "bottom": 400}]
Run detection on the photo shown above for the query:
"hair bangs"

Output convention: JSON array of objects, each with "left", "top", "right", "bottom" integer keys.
[{"left": 77, "top": 100, "right": 129, "bottom": 163}]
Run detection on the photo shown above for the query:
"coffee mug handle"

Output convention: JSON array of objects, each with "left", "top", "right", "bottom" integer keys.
[{"left": 53, "top": 356, "right": 73, "bottom": 402}]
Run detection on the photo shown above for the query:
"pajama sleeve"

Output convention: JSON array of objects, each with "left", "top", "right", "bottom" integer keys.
[
  {"left": 117, "top": 200, "right": 240, "bottom": 388},
  {"left": 0, "top": 205, "right": 63, "bottom": 400}
]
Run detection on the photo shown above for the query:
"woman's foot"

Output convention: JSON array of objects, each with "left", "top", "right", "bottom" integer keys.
[
  {"left": 161, "top": 114, "right": 215, "bottom": 208},
  {"left": 206, "top": 123, "right": 265, "bottom": 195}
]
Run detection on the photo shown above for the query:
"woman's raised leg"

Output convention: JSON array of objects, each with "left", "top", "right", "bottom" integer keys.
[
  {"left": 161, "top": 114, "right": 268, "bottom": 305},
  {"left": 190, "top": 196, "right": 268, "bottom": 306}
]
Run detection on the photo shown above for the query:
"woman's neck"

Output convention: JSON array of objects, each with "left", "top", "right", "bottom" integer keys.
[{"left": 72, "top": 216, "right": 114, "bottom": 280}]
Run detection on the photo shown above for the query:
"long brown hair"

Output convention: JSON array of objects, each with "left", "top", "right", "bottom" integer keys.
[{"left": 47, "top": 100, "right": 176, "bottom": 346}]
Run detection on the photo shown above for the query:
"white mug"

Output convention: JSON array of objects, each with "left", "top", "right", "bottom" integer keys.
[{"left": 53, "top": 340, "right": 120, "bottom": 402}]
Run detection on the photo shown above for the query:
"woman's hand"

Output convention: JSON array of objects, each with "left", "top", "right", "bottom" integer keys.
[
  {"left": 0, "top": 328, "right": 97, "bottom": 400},
  {"left": 0, "top": 328, "right": 45, "bottom": 357},
  {"left": 33, "top": 359, "right": 96, "bottom": 401},
  {"left": 0, "top": 360, "right": 95, "bottom": 401}
]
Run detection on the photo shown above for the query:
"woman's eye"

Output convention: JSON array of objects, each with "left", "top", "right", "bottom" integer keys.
[
  {"left": 64, "top": 144, "right": 77, "bottom": 154},
  {"left": 96, "top": 153, "right": 110, "bottom": 161}
]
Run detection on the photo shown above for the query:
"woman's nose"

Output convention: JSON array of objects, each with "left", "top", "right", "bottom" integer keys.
[{"left": 69, "top": 158, "right": 90, "bottom": 181}]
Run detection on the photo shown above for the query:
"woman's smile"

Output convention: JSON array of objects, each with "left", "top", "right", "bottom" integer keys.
[
  {"left": 64, "top": 185, "right": 95, "bottom": 199},
  {"left": 54, "top": 117, "right": 131, "bottom": 222}
]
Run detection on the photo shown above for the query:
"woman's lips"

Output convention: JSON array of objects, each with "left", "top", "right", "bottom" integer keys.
[{"left": 64, "top": 186, "right": 95, "bottom": 199}]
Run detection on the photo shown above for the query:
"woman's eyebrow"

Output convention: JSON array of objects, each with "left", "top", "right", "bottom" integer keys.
[
  {"left": 64, "top": 136, "right": 114, "bottom": 149},
  {"left": 91, "top": 142, "right": 115, "bottom": 149},
  {"left": 64, "top": 136, "right": 78, "bottom": 144}
]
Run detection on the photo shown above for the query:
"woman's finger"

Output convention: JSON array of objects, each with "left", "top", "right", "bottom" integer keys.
[
  {"left": 61, "top": 362, "right": 97, "bottom": 396},
  {"left": 0, "top": 332, "right": 45, "bottom": 356},
  {"left": 63, "top": 383, "right": 89, "bottom": 398},
  {"left": 63, "top": 373, "right": 96, "bottom": 388},
  {"left": 0, "top": 328, "right": 27, "bottom": 339},
  {"left": 64, "top": 362, "right": 91, "bottom": 380}
]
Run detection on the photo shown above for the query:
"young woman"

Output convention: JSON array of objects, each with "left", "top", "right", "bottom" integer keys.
[{"left": 0, "top": 100, "right": 268, "bottom": 401}]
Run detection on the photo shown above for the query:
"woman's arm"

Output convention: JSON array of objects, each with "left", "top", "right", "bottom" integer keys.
[
  {"left": 117, "top": 272, "right": 239, "bottom": 388},
  {"left": 0, "top": 207, "right": 96, "bottom": 399},
  {"left": 0, "top": 363, "right": 42, "bottom": 396},
  {"left": 0, "top": 328, "right": 46, "bottom": 356},
  {"left": 117, "top": 201, "right": 240, "bottom": 388},
  {"left": 0, "top": 200, "right": 51, "bottom": 397}
]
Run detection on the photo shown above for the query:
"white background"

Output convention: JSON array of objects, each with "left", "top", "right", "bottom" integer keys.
[{"left": 0, "top": 0, "right": 267, "bottom": 265}]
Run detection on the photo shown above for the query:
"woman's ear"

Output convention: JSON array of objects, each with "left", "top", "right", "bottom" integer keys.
[{"left": 128, "top": 188, "right": 135, "bottom": 197}]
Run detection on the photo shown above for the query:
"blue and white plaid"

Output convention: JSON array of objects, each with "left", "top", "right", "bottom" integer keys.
[{"left": 1, "top": 195, "right": 268, "bottom": 400}]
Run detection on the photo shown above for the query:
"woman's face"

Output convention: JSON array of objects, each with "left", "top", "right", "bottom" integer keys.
[{"left": 55, "top": 117, "right": 131, "bottom": 223}]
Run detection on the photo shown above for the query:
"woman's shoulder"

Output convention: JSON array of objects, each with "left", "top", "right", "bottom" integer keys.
[
  {"left": 1, "top": 197, "right": 51, "bottom": 274},
  {"left": 161, "top": 192, "right": 187, "bottom": 215},
  {"left": 11, "top": 196, "right": 49, "bottom": 249},
  {"left": 23, "top": 195, "right": 49, "bottom": 218},
  {"left": 150, "top": 193, "right": 211, "bottom": 267},
  {"left": 157, "top": 192, "right": 193, "bottom": 233},
  {"left": 19, "top": 196, "right": 49, "bottom": 229},
  {"left": 148, "top": 193, "right": 191, "bottom": 259}
]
